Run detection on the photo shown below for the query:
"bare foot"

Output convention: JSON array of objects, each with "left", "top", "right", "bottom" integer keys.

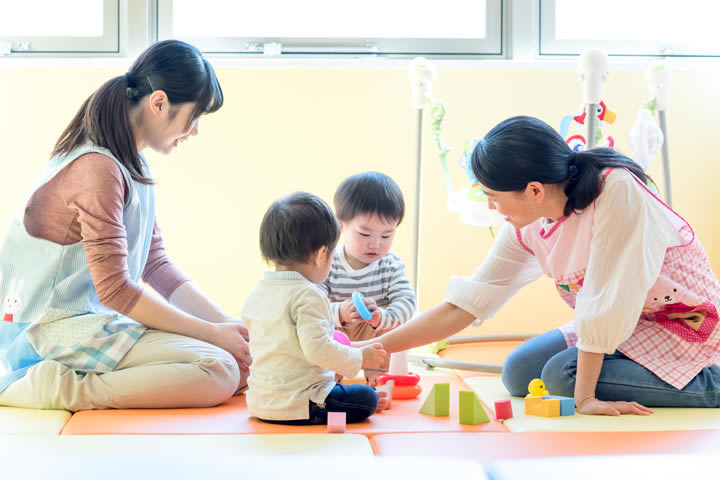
[
  {"left": 375, "top": 380, "right": 395, "bottom": 411},
  {"left": 365, "top": 371, "right": 379, "bottom": 386}
]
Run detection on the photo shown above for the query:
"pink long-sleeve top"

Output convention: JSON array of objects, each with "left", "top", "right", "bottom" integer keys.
[{"left": 23, "top": 153, "right": 190, "bottom": 315}]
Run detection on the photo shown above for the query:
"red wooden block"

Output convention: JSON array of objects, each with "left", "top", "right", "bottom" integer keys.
[{"left": 494, "top": 399, "right": 513, "bottom": 420}]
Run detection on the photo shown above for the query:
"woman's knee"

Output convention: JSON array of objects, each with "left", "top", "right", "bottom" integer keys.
[
  {"left": 192, "top": 346, "right": 242, "bottom": 406},
  {"left": 541, "top": 350, "right": 576, "bottom": 397},
  {"left": 502, "top": 348, "right": 536, "bottom": 396},
  {"left": 502, "top": 329, "right": 569, "bottom": 397}
]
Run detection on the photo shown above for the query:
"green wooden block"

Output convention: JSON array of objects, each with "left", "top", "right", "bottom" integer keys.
[
  {"left": 459, "top": 390, "right": 490, "bottom": 425},
  {"left": 419, "top": 382, "right": 450, "bottom": 417}
]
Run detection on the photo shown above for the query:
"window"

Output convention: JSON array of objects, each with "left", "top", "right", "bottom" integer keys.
[
  {"left": 157, "top": 0, "right": 504, "bottom": 57},
  {"left": 540, "top": 0, "right": 720, "bottom": 57},
  {"left": 0, "top": 0, "right": 119, "bottom": 54}
]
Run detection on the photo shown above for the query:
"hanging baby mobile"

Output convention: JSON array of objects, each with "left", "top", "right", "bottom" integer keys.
[{"left": 408, "top": 57, "right": 502, "bottom": 237}]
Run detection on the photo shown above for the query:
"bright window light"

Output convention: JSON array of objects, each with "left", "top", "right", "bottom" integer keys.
[
  {"left": 172, "top": 0, "right": 487, "bottom": 39},
  {"left": 0, "top": 0, "right": 104, "bottom": 37},
  {"left": 555, "top": 0, "right": 720, "bottom": 44}
]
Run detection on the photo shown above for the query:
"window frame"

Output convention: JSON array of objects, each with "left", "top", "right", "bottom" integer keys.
[
  {"left": 0, "top": 0, "right": 120, "bottom": 55},
  {"left": 538, "top": 0, "right": 720, "bottom": 58},
  {"left": 156, "top": 0, "right": 506, "bottom": 58}
]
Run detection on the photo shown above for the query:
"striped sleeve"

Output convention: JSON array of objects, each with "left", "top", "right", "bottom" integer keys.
[
  {"left": 318, "top": 280, "right": 343, "bottom": 327},
  {"left": 376, "top": 256, "right": 416, "bottom": 331}
]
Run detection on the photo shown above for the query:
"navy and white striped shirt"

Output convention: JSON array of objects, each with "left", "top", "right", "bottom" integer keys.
[{"left": 320, "top": 245, "right": 416, "bottom": 332}]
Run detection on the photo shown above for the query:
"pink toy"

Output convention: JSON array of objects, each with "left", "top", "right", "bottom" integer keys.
[
  {"left": 494, "top": 399, "right": 513, "bottom": 420},
  {"left": 333, "top": 330, "right": 351, "bottom": 346},
  {"left": 327, "top": 411, "right": 346, "bottom": 433}
]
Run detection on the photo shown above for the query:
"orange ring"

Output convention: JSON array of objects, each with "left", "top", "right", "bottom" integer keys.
[{"left": 391, "top": 384, "right": 422, "bottom": 399}]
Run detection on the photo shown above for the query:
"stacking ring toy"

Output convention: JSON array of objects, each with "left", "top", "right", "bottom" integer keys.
[
  {"left": 376, "top": 372, "right": 421, "bottom": 387},
  {"left": 389, "top": 384, "right": 422, "bottom": 399},
  {"left": 376, "top": 372, "right": 422, "bottom": 399},
  {"left": 352, "top": 291, "right": 373, "bottom": 321}
]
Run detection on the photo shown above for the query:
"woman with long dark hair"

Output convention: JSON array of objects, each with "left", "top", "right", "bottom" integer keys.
[
  {"left": 361, "top": 116, "right": 720, "bottom": 416},
  {"left": 0, "top": 40, "right": 250, "bottom": 410}
]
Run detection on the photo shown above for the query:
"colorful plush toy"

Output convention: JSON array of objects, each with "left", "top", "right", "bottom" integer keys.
[{"left": 560, "top": 100, "right": 617, "bottom": 151}]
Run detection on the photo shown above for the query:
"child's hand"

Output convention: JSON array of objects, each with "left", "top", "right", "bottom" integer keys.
[
  {"left": 334, "top": 373, "right": 344, "bottom": 383},
  {"left": 365, "top": 370, "right": 380, "bottom": 386},
  {"left": 341, "top": 297, "right": 382, "bottom": 326},
  {"left": 361, "top": 343, "right": 387, "bottom": 369},
  {"left": 338, "top": 299, "right": 356, "bottom": 325},
  {"left": 360, "top": 297, "right": 382, "bottom": 328}
]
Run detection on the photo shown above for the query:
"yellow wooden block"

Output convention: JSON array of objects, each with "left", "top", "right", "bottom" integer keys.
[
  {"left": 524, "top": 396, "right": 560, "bottom": 417},
  {"left": 524, "top": 396, "right": 542, "bottom": 415}
]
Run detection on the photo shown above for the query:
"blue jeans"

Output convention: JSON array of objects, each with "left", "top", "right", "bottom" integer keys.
[
  {"left": 259, "top": 383, "right": 379, "bottom": 425},
  {"left": 501, "top": 329, "right": 720, "bottom": 407}
]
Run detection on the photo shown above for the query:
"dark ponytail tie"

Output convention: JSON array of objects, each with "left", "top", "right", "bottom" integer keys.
[
  {"left": 124, "top": 71, "right": 136, "bottom": 88},
  {"left": 567, "top": 153, "right": 579, "bottom": 180},
  {"left": 124, "top": 71, "right": 140, "bottom": 101}
]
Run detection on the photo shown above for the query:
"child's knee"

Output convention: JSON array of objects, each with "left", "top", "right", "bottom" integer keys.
[{"left": 345, "top": 386, "right": 379, "bottom": 423}]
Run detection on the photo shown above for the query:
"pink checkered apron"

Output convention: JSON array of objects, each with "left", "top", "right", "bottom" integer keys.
[{"left": 516, "top": 169, "right": 720, "bottom": 389}]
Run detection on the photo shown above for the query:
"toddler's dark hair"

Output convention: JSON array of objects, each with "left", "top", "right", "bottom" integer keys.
[
  {"left": 334, "top": 171, "right": 405, "bottom": 225},
  {"left": 260, "top": 192, "right": 340, "bottom": 264}
]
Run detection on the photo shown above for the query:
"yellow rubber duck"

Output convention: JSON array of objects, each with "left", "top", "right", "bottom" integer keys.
[{"left": 527, "top": 378, "right": 549, "bottom": 397}]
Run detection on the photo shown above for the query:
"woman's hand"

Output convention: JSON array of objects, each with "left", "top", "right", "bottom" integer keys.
[
  {"left": 221, "top": 315, "right": 249, "bottom": 341},
  {"left": 576, "top": 397, "right": 654, "bottom": 416},
  {"left": 210, "top": 322, "right": 253, "bottom": 372},
  {"left": 573, "top": 350, "right": 655, "bottom": 416}
]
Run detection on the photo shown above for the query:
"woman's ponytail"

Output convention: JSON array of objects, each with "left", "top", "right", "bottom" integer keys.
[
  {"left": 51, "top": 40, "right": 223, "bottom": 185},
  {"left": 563, "top": 147, "right": 649, "bottom": 216},
  {"left": 472, "top": 116, "right": 651, "bottom": 217}
]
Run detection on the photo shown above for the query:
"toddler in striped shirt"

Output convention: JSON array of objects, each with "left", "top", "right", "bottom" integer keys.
[{"left": 321, "top": 172, "right": 417, "bottom": 379}]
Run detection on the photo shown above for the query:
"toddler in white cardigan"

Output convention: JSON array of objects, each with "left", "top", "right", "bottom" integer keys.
[{"left": 242, "top": 192, "right": 388, "bottom": 424}]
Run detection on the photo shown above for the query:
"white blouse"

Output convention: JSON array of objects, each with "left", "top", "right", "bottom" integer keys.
[{"left": 445, "top": 169, "right": 683, "bottom": 354}]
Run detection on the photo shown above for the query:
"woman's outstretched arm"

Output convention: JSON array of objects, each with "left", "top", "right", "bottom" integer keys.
[{"left": 357, "top": 301, "right": 475, "bottom": 353}]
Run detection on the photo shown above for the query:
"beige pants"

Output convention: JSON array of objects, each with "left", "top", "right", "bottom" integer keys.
[
  {"left": 339, "top": 321, "right": 390, "bottom": 374},
  {"left": 0, "top": 329, "right": 247, "bottom": 412}
]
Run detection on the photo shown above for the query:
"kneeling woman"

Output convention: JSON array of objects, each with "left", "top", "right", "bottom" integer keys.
[{"left": 360, "top": 115, "right": 720, "bottom": 416}]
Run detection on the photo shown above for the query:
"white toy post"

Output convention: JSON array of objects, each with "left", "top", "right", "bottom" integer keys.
[
  {"left": 407, "top": 57, "right": 437, "bottom": 298},
  {"left": 388, "top": 350, "right": 409, "bottom": 376},
  {"left": 578, "top": 49, "right": 609, "bottom": 149},
  {"left": 646, "top": 61, "right": 673, "bottom": 206}
]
